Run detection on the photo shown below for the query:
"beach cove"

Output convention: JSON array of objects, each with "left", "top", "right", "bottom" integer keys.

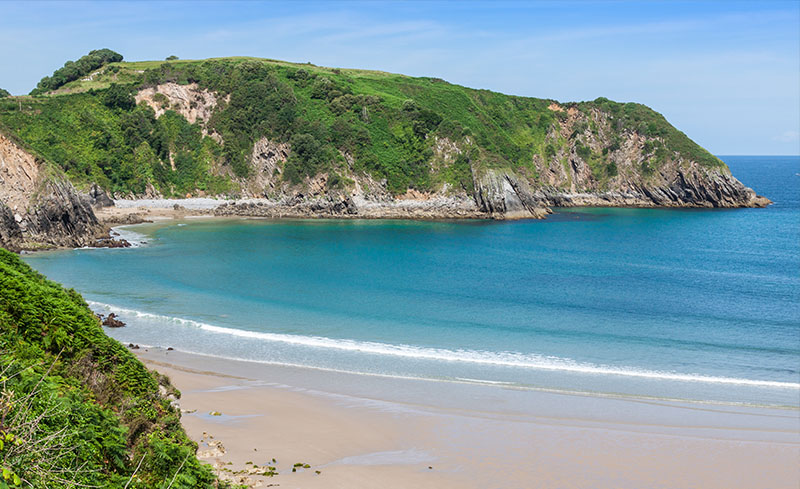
[
  {"left": 133, "top": 347, "right": 798, "bottom": 488},
  {"left": 21, "top": 156, "right": 800, "bottom": 487}
]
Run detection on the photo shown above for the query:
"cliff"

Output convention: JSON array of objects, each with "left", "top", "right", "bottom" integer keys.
[
  {"left": 0, "top": 54, "right": 769, "bottom": 227},
  {"left": 0, "top": 132, "right": 106, "bottom": 251}
]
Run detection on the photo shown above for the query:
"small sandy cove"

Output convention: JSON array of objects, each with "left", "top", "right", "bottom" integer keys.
[{"left": 133, "top": 348, "right": 800, "bottom": 489}]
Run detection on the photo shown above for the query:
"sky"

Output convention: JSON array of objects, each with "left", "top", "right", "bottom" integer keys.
[{"left": 1, "top": 1, "right": 798, "bottom": 155}]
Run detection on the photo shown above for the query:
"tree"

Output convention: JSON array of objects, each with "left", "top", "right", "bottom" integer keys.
[
  {"left": 30, "top": 49, "right": 123, "bottom": 95},
  {"left": 0, "top": 88, "right": 10, "bottom": 98},
  {"left": 103, "top": 83, "right": 135, "bottom": 111},
  {"left": 166, "top": 55, "right": 179, "bottom": 60}
]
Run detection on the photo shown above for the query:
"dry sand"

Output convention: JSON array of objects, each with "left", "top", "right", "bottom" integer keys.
[{"left": 134, "top": 349, "right": 800, "bottom": 489}]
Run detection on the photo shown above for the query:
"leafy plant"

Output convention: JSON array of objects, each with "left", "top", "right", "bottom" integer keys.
[
  {"left": 0, "top": 249, "right": 225, "bottom": 488},
  {"left": 31, "top": 49, "right": 123, "bottom": 95}
]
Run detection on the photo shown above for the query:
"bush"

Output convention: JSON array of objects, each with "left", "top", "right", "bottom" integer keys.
[
  {"left": 103, "top": 83, "right": 135, "bottom": 111},
  {"left": 575, "top": 143, "right": 591, "bottom": 160},
  {"left": 0, "top": 249, "right": 222, "bottom": 488},
  {"left": 31, "top": 49, "right": 123, "bottom": 94}
]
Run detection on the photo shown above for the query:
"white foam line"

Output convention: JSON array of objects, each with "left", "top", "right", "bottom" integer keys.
[
  {"left": 88, "top": 301, "right": 800, "bottom": 390},
  {"left": 110, "top": 225, "right": 149, "bottom": 247}
]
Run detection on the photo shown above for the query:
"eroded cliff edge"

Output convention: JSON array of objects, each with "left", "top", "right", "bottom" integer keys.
[
  {"left": 123, "top": 80, "right": 771, "bottom": 219},
  {"left": 0, "top": 132, "right": 106, "bottom": 251},
  {"left": 0, "top": 56, "right": 770, "bottom": 239}
]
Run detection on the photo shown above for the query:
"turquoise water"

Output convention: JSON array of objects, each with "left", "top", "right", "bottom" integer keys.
[{"left": 23, "top": 156, "right": 800, "bottom": 406}]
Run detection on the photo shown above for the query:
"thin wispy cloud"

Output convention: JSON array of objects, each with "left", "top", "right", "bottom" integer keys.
[{"left": 0, "top": 1, "right": 797, "bottom": 154}]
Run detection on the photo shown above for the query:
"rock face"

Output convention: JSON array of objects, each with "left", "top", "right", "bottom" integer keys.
[
  {"left": 135, "top": 82, "right": 223, "bottom": 141},
  {"left": 135, "top": 82, "right": 219, "bottom": 126},
  {"left": 0, "top": 203, "right": 23, "bottom": 252},
  {"left": 218, "top": 120, "right": 767, "bottom": 220},
  {"left": 244, "top": 137, "right": 290, "bottom": 196},
  {"left": 124, "top": 86, "right": 770, "bottom": 219},
  {"left": 0, "top": 133, "right": 105, "bottom": 251},
  {"left": 527, "top": 105, "right": 770, "bottom": 209},
  {"left": 88, "top": 183, "right": 114, "bottom": 207},
  {"left": 472, "top": 169, "right": 550, "bottom": 219}
]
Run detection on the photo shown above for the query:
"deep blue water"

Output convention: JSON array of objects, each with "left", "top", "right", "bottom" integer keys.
[{"left": 23, "top": 156, "right": 800, "bottom": 406}]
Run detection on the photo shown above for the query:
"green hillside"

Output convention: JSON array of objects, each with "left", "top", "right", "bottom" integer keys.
[
  {"left": 0, "top": 53, "right": 722, "bottom": 198},
  {"left": 0, "top": 249, "right": 224, "bottom": 488}
]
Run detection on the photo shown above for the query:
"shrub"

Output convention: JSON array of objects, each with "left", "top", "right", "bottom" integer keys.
[
  {"left": 103, "top": 83, "right": 135, "bottom": 111},
  {"left": 575, "top": 143, "right": 592, "bottom": 160},
  {"left": 0, "top": 249, "right": 222, "bottom": 488},
  {"left": 31, "top": 49, "right": 123, "bottom": 94}
]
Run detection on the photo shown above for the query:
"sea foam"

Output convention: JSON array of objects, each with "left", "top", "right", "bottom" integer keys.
[{"left": 88, "top": 301, "right": 799, "bottom": 390}]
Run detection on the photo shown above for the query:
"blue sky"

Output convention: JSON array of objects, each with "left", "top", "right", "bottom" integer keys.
[{"left": 1, "top": 1, "right": 798, "bottom": 154}]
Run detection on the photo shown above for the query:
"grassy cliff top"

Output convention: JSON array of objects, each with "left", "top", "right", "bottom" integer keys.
[{"left": 1, "top": 54, "right": 723, "bottom": 197}]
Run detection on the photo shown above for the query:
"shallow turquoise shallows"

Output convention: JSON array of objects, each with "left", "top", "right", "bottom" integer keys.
[{"left": 23, "top": 156, "right": 800, "bottom": 406}]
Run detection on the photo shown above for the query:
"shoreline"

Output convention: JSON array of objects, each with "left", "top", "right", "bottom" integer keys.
[
  {"left": 134, "top": 346, "right": 800, "bottom": 488},
  {"left": 95, "top": 192, "right": 771, "bottom": 227}
]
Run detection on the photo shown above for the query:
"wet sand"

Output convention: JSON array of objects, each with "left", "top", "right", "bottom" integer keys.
[{"left": 135, "top": 348, "right": 800, "bottom": 489}]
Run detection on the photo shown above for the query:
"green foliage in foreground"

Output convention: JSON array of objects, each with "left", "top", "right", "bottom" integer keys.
[
  {"left": 0, "top": 249, "right": 223, "bottom": 488},
  {"left": 1, "top": 56, "right": 724, "bottom": 197}
]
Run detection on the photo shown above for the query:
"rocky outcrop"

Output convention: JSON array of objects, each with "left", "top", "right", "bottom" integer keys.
[
  {"left": 99, "top": 313, "right": 125, "bottom": 327},
  {"left": 0, "top": 203, "right": 23, "bottom": 252},
  {"left": 243, "top": 137, "right": 290, "bottom": 196},
  {"left": 530, "top": 164, "right": 771, "bottom": 209},
  {"left": 21, "top": 179, "right": 104, "bottom": 248},
  {"left": 472, "top": 169, "right": 551, "bottom": 219},
  {"left": 135, "top": 83, "right": 219, "bottom": 126},
  {"left": 88, "top": 183, "right": 114, "bottom": 207},
  {"left": 135, "top": 83, "right": 224, "bottom": 141},
  {"left": 528, "top": 105, "right": 770, "bottom": 209},
  {"left": 0, "top": 133, "right": 106, "bottom": 251}
]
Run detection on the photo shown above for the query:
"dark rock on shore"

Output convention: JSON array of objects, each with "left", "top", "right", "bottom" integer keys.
[
  {"left": 0, "top": 203, "right": 23, "bottom": 252},
  {"left": 473, "top": 169, "right": 551, "bottom": 219},
  {"left": 25, "top": 179, "right": 106, "bottom": 247},
  {"left": 88, "top": 183, "right": 114, "bottom": 208},
  {"left": 100, "top": 313, "right": 125, "bottom": 327},
  {"left": 92, "top": 231, "right": 131, "bottom": 248}
]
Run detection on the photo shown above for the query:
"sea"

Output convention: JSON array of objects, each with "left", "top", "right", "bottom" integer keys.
[{"left": 23, "top": 156, "right": 800, "bottom": 407}]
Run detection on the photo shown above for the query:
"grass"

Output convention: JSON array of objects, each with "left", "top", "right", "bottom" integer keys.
[{"left": 1, "top": 56, "right": 727, "bottom": 198}]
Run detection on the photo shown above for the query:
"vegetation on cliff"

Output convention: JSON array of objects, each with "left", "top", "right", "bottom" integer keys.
[
  {"left": 0, "top": 52, "right": 725, "bottom": 199},
  {"left": 29, "top": 49, "right": 123, "bottom": 96},
  {"left": 0, "top": 249, "right": 222, "bottom": 488}
]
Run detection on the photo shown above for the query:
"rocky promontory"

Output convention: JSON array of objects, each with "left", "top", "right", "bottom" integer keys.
[
  {"left": 0, "top": 55, "right": 771, "bottom": 248},
  {"left": 0, "top": 132, "right": 107, "bottom": 251}
]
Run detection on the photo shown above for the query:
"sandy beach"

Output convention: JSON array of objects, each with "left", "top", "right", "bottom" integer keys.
[{"left": 134, "top": 348, "right": 800, "bottom": 489}]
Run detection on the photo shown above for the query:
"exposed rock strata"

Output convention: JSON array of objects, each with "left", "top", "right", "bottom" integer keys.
[
  {"left": 214, "top": 194, "right": 485, "bottom": 219},
  {"left": 0, "top": 133, "right": 106, "bottom": 251},
  {"left": 529, "top": 105, "right": 770, "bottom": 209},
  {"left": 135, "top": 82, "right": 219, "bottom": 126},
  {"left": 472, "top": 169, "right": 551, "bottom": 219}
]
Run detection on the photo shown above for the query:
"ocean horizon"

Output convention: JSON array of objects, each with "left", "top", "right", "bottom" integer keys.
[{"left": 23, "top": 155, "right": 800, "bottom": 407}]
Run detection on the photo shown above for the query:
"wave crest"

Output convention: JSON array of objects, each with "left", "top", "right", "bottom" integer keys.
[{"left": 88, "top": 301, "right": 799, "bottom": 390}]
